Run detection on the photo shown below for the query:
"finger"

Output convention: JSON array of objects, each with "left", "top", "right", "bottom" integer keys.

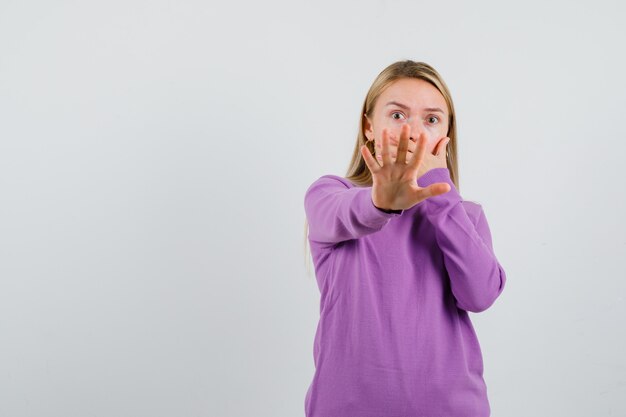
[
  {"left": 409, "top": 132, "right": 428, "bottom": 171},
  {"left": 396, "top": 124, "right": 410, "bottom": 165},
  {"left": 436, "top": 137, "right": 450, "bottom": 156},
  {"left": 414, "top": 182, "right": 451, "bottom": 203},
  {"left": 428, "top": 182, "right": 451, "bottom": 197},
  {"left": 376, "top": 136, "right": 414, "bottom": 162},
  {"left": 380, "top": 128, "right": 393, "bottom": 167},
  {"left": 361, "top": 144, "right": 381, "bottom": 173}
]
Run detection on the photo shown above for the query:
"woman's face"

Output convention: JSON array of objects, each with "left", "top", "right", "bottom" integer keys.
[{"left": 364, "top": 78, "right": 449, "bottom": 161}]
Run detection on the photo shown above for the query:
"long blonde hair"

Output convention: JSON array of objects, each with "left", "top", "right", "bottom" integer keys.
[{"left": 303, "top": 60, "right": 461, "bottom": 277}]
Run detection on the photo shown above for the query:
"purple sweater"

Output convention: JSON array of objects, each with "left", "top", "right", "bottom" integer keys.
[{"left": 303, "top": 167, "right": 506, "bottom": 417}]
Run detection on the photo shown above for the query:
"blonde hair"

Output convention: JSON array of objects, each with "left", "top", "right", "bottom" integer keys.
[{"left": 303, "top": 60, "right": 461, "bottom": 277}]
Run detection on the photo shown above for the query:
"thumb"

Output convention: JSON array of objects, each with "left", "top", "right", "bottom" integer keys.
[
  {"left": 435, "top": 137, "right": 450, "bottom": 156},
  {"left": 414, "top": 182, "right": 451, "bottom": 204}
]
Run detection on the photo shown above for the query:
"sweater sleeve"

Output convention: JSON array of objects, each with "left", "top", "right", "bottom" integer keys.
[
  {"left": 304, "top": 175, "right": 404, "bottom": 247},
  {"left": 417, "top": 168, "right": 507, "bottom": 313}
]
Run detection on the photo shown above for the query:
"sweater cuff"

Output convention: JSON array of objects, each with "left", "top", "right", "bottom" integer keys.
[
  {"left": 375, "top": 206, "right": 404, "bottom": 214},
  {"left": 417, "top": 168, "right": 462, "bottom": 206}
]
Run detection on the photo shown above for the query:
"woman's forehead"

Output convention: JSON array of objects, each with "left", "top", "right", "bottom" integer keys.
[{"left": 380, "top": 79, "right": 445, "bottom": 107}]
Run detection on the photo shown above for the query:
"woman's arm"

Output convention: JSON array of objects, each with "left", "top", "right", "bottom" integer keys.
[
  {"left": 417, "top": 168, "right": 507, "bottom": 313},
  {"left": 304, "top": 175, "right": 403, "bottom": 247}
]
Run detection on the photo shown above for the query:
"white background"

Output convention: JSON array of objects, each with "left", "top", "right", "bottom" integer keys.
[{"left": 1, "top": 0, "right": 625, "bottom": 416}]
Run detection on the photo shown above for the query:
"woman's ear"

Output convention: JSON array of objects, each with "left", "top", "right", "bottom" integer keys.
[{"left": 363, "top": 114, "right": 373, "bottom": 141}]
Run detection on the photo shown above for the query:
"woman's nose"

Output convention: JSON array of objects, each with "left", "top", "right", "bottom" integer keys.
[{"left": 405, "top": 119, "right": 425, "bottom": 141}]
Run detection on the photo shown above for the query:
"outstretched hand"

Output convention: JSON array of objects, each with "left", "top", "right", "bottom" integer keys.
[{"left": 361, "top": 124, "right": 452, "bottom": 211}]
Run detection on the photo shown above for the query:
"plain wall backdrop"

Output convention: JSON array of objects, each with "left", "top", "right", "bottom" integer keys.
[{"left": 1, "top": 0, "right": 625, "bottom": 416}]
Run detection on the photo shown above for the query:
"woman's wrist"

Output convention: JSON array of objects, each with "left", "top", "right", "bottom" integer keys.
[{"left": 374, "top": 205, "right": 403, "bottom": 214}]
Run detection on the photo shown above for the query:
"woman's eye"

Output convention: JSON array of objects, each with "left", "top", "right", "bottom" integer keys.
[
  {"left": 427, "top": 116, "right": 440, "bottom": 124},
  {"left": 391, "top": 112, "right": 405, "bottom": 121}
]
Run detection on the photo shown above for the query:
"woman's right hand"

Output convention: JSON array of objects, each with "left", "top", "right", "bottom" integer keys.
[{"left": 361, "top": 123, "right": 451, "bottom": 211}]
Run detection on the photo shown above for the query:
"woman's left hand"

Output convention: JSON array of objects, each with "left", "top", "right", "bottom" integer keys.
[{"left": 415, "top": 135, "right": 449, "bottom": 180}]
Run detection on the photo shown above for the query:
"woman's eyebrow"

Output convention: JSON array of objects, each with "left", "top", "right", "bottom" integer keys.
[{"left": 385, "top": 101, "right": 445, "bottom": 114}]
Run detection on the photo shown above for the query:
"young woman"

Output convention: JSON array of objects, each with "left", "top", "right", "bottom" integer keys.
[{"left": 303, "top": 60, "right": 507, "bottom": 417}]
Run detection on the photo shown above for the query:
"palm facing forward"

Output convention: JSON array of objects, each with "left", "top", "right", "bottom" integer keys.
[{"left": 361, "top": 123, "right": 452, "bottom": 211}]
